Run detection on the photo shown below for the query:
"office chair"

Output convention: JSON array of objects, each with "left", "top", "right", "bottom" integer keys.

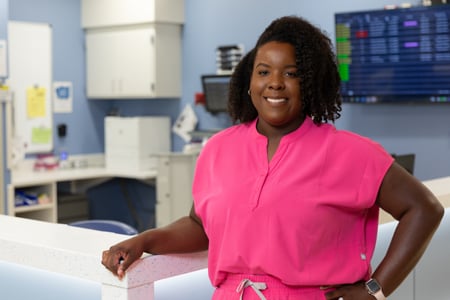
[
  {"left": 392, "top": 153, "right": 415, "bottom": 175},
  {"left": 69, "top": 219, "right": 138, "bottom": 235}
]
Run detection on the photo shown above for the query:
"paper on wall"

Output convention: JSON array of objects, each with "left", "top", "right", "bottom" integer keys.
[
  {"left": 9, "top": 136, "right": 26, "bottom": 168},
  {"left": 53, "top": 81, "right": 73, "bottom": 113},
  {"left": 27, "top": 86, "right": 46, "bottom": 118},
  {"left": 172, "top": 104, "right": 198, "bottom": 142}
]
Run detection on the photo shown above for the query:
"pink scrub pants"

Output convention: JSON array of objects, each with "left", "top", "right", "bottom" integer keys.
[{"left": 212, "top": 273, "right": 328, "bottom": 300}]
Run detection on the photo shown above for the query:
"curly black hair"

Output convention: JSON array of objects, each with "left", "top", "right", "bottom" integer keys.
[{"left": 227, "top": 15, "right": 342, "bottom": 125}]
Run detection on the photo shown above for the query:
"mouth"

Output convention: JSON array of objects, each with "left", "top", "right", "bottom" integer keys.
[{"left": 265, "top": 97, "right": 287, "bottom": 104}]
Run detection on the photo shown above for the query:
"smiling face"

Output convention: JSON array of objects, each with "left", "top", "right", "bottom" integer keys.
[{"left": 249, "top": 41, "right": 304, "bottom": 137}]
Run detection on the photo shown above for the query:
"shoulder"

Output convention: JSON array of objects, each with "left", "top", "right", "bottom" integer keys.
[
  {"left": 319, "top": 124, "right": 387, "bottom": 153},
  {"left": 342, "top": 132, "right": 388, "bottom": 155},
  {"left": 307, "top": 123, "right": 393, "bottom": 170}
]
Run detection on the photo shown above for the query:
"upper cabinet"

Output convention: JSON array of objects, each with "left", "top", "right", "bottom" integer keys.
[
  {"left": 81, "top": 0, "right": 184, "bottom": 28},
  {"left": 81, "top": 0, "right": 184, "bottom": 99}
]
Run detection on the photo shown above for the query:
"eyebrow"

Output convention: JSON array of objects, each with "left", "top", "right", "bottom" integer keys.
[
  {"left": 255, "top": 62, "right": 269, "bottom": 68},
  {"left": 254, "top": 62, "right": 297, "bottom": 69}
]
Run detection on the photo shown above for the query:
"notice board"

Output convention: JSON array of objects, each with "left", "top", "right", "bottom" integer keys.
[{"left": 6, "top": 21, "right": 53, "bottom": 154}]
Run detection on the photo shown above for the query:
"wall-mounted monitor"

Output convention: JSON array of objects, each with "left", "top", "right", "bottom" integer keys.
[
  {"left": 335, "top": 5, "right": 450, "bottom": 104},
  {"left": 201, "top": 74, "right": 231, "bottom": 113}
]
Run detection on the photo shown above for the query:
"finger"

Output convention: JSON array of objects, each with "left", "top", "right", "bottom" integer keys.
[
  {"left": 101, "top": 250, "right": 114, "bottom": 270},
  {"left": 117, "top": 263, "right": 125, "bottom": 279},
  {"left": 117, "top": 253, "right": 135, "bottom": 275},
  {"left": 104, "top": 250, "right": 126, "bottom": 275},
  {"left": 101, "top": 250, "right": 107, "bottom": 263},
  {"left": 101, "top": 250, "right": 111, "bottom": 266},
  {"left": 117, "top": 267, "right": 124, "bottom": 279},
  {"left": 117, "top": 253, "right": 138, "bottom": 280}
]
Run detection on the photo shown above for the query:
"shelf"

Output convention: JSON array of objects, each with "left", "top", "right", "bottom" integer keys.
[
  {"left": 8, "top": 165, "right": 158, "bottom": 223},
  {"left": 14, "top": 203, "right": 54, "bottom": 213},
  {"left": 8, "top": 182, "right": 57, "bottom": 223}
]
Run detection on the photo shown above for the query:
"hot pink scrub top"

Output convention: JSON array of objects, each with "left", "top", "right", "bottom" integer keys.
[{"left": 193, "top": 117, "right": 394, "bottom": 288}]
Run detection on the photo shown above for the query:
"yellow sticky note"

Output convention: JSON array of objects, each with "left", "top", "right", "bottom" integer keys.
[
  {"left": 27, "top": 87, "right": 46, "bottom": 118},
  {"left": 31, "top": 127, "right": 52, "bottom": 144}
]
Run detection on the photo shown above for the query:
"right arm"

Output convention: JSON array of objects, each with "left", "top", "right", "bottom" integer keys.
[{"left": 101, "top": 205, "right": 208, "bottom": 279}]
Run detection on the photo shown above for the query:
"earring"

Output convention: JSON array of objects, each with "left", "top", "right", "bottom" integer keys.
[{"left": 248, "top": 89, "right": 251, "bottom": 95}]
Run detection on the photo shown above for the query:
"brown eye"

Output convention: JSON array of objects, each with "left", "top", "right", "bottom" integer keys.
[
  {"left": 285, "top": 69, "right": 299, "bottom": 78},
  {"left": 258, "top": 70, "right": 269, "bottom": 76}
]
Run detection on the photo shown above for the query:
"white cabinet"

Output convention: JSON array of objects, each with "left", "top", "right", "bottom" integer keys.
[
  {"left": 156, "top": 152, "right": 198, "bottom": 227},
  {"left": 86, "top": 24, "right": 181, "bottom": 98},
  {"left": 81, "top": 0, "right": 184, "bottom": 28},
  {"left": 8, "top": 182, "right": 57, "bottom": 222},
  {"left": 82, "top": 0, "right": 184, "bottom": 99}
]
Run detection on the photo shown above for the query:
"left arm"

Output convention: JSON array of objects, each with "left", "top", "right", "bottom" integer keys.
[
  {"left": 370, "top": 162, "right": 444, "bottom": 296},
  {"left": 326, "top": 162, "right": 444, "bottom": 300}
]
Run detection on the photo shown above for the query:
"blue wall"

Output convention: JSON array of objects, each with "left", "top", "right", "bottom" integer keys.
[
  {"left": 182, "top": 0, "right": 450, "bottom": 181},
  {"left": 5, "top": 0, "right": 450, "bottom": 183}
]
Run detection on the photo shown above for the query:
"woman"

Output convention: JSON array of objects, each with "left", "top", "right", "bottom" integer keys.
[{"left": 102, "top": 16, "right": 444, "bottom": 300}]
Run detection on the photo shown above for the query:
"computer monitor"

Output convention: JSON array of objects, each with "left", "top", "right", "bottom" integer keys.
[
  {"left": 392, "top": 153, "right": 415, "bottom": 174},
  {"left": 335, "top": 5, "right": 450, "bottom": 104},
  {"left": 201, "top": 74, "right": 231, "bottom": 114}
]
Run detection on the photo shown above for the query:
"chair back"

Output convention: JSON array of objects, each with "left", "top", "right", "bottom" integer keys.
[{"left": 69, "top": 219, "right": 138, "bottom": 235}]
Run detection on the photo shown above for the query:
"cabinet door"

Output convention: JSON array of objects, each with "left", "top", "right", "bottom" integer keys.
[
  {"left": 85, "top": 24, "right": 181, "bottom": 99},
  {"left": 155, "top": 153, "right": 198, "bottom": 227},
  {"left": 85, "top": 27, "right": 156, "bottom": 98},
  {"left": 118, "top": 26, "right": 156, "bottom": 97},
  {"left": 81, "top": 0, "right": 184, "bottom": 28},
  {"left": 85, "top": 30, "right": 119, "bottom": 98}
]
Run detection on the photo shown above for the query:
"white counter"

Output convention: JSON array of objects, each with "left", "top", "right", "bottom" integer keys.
[
  {"left": 422, "top": 176, "right": 450, "bottom": 207},
  {"left": 0, "top": 215, "right": 207, "bottom": 300},
  {"left": 379, "top": 176, "right": 450, "bottom": 223},
  {"left": 11, "top": 167, "right": 157, "bottom": 186}
]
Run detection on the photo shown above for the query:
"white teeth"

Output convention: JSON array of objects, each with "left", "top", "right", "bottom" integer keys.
[{"left": 266, "top": 98, "right": 286, "bottom": 103}]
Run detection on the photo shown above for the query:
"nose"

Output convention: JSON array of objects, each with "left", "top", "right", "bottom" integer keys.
[{"left": 268, "top": 73, "right": 285, "bottom": 90}]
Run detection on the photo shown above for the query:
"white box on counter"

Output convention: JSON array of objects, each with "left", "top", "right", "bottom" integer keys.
[{"left": 105, "top": 116, "right": 171, "bottom": 171}]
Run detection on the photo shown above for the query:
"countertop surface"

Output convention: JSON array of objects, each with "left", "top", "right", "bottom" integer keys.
[
  {"left": 0, "top": 215, "right": 208, "bottom": 291},
  {"left": 10, "top": 167, "right": 158, "bottom": 186}
]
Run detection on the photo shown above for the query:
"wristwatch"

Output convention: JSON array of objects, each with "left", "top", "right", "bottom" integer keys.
[{"left": 365, "top": 278, "right": 386, "bottom": 300}]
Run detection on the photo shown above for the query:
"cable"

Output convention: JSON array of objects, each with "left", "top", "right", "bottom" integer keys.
[{"left": 119, "top": 179, "right": 143, "bottom": 232}]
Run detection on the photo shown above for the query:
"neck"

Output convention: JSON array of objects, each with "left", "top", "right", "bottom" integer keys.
[{"left": 256, "top": 115, "right": 306, "bottom": 140}]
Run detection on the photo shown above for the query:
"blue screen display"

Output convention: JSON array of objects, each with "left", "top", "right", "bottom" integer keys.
[{"left": 335, "top": 5, "right": 450, "bottom": 103}]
